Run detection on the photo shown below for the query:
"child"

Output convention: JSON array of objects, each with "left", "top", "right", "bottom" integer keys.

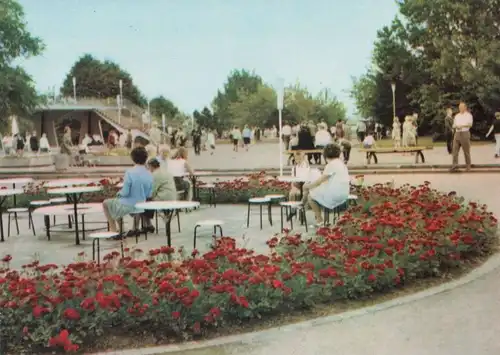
[
  {"left": 363, "top": 131, "right": 376, "bottom": 149},
  {"left": 207, "top": 129, "right": 216, "bottom": 155},
  {"left": 102, "top": 147, "right": 153, "bottom": 235},
  {"left": 289, "top": 152, "right": 309, "bottom": 201}
]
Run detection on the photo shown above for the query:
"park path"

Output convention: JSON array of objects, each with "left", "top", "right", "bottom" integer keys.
[{"left": 154, "top": 173, "right": 500, "bottom": 355}]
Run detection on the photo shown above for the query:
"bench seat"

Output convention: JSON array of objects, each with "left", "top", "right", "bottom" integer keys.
[{"left": 359, "top": 146, "right": 433, "bottom": 164}]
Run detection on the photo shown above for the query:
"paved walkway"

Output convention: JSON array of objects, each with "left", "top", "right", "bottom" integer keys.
[
  {"left": 0, "top": 142, "right": 499, "bottom": 174},
  {"left": 2, "top": 174, "right": 499, "bottom": 355}
]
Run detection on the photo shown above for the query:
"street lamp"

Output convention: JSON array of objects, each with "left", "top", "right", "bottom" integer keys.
[
  {"left": 118, "top": 80, "right": 123, "bottom": 124},
  {"left": 391, "top": 82, "right": 396, "bottom": 119},
  {"left": 277, "top": 77, "right": 285, "bottom": 176},
  {"left": 72, "top": 77, "right": 77, "bottom": 102}
]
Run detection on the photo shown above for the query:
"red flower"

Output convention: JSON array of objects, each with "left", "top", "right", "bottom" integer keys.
[
  {"left": 1, "top": 254, "right": 12, "bottom": 263},
  {"left": 172, "top": 311, "right": 180, "bottom": 319},
  {"left": 63, "top": 308, "right": 80, "bottom": 320}
]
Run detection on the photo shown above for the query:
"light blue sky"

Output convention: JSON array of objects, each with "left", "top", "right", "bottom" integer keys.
[{"left": 18, "top": 0, "right": 398, "bottom": 114}]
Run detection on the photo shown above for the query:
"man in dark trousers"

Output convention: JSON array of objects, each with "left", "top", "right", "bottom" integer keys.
[{"left": 444, "top": 107, "right": 454, "bottom": 154}]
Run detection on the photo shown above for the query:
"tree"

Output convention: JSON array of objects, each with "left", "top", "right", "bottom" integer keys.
[
  {"left": 193, "top": 107, "right": 219, "bottom": 130},
  {"left": 0, "top": 0, "right": 44, "bottom": 128},
  {"left": 60, "top": 54, "right": 146, "bottom": 107},
  {"left": 211, "top": 69, "right": 263, "bottom": 129},
  {"left": 352, "top": 1, "right": 500, "bottom": 137},
  {"left": 227, "top": 85, "right": 276, "bottom": 128},
  {"left": 149, "top": 95, "right": 179, "bottom": 121}
]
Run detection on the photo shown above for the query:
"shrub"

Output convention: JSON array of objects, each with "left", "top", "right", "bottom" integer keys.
[{"left": 0, "top": 182, "right": 496, "bottom": 353}]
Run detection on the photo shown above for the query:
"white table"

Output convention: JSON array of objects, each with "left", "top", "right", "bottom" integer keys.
[
  {"left": 48, "top": 186, "right": 102, "bottom": 245},
  {"left": 0, "top": 178, "right": 34, "bottom": 206},
  {"left": 0, "top": 189, "right": 24, "bottom": 242},
  {"left": 135, "top": 200, "right": 200, "bottom": 246},
  {"left": 45, "top": 178, "right": 96, "bottom": 188}
]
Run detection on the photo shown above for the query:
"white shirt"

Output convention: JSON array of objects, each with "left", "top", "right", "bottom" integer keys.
[
  {"left": 207, "top": 132, "right": 215, "bottom": 145},
  {"left": 363, "top": 135, "right": 375, "bottom": 146},
  {"left": 282, "top": 125, "right": 292, "bottom": 136},
  {"left": 314, "top": 130, "right": 332, "bottom": 146},
  {"left": 166, "top": 158, "right": 187, "bottom": 177},
  {"left": 357, "top": 121, "right": 366, "bottom": 132},
  {"left": 454, "top": 112, "right": 473, "bottom": 132},
  {"left": 39, "top": 136, "right": 49, "bottom": 149},
  {"left": 81, "top": 135, "right": 92, "bottom": 146}
]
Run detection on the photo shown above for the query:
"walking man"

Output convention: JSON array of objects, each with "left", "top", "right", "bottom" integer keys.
[
  {"left": 444, "top": 108, "right": 454, "bottom": 154},
  {"left": 450, "top": 102, "right": 473, "bottom": 172},
  {"left": 282, "top": 122, "right": 292, "bottom": 150}
]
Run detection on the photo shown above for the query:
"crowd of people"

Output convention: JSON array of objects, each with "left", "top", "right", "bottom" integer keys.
[
  {"left": 1, "top": 131, "right": 50, "bottom": 156},
  {"left": 283, "top": 119, "right": 353, "bottom": 164}
]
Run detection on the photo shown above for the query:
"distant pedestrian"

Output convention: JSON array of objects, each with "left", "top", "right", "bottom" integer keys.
[
  {"left": 450, "top": 102, "right": 473, "bottom": 172},
  {"left": 485, "top": 112, "right": 500, "bottom": 158}
]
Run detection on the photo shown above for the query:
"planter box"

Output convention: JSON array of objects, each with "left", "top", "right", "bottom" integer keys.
[{"left": 0, "top": 155, "right": 54, "bottom": 168}]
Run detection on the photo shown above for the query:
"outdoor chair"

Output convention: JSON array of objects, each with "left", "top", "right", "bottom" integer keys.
[{"left": 193, "top": 219, "right": 223, "bottom": 248}]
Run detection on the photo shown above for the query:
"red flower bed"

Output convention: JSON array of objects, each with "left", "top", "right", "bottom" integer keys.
[{"left": 0, "top": 182, "right": 496, "bottom": 353}]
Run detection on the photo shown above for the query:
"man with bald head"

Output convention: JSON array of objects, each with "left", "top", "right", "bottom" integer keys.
[{"left": 450, "top": 102, "right": 473, "bottom": 172}]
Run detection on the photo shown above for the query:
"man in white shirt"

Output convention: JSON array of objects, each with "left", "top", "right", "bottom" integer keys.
[
  {"left": 356, "top": 120, "right": 367, "bottom": 142},
  {"left": 451, "top": 102, "right": 473, "bottom": 172},
  {"left": 281, "top": 122, "right": 292, "bottom": 150}
]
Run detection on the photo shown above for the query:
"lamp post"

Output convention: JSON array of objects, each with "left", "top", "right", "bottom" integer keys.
[
  {"left": 277, "top": 78, "right": 285, "bottom": 176},
  {"left": 72, "top": 77, "right": 77, "bottom": 102},
  {"left": 391, "top": 82, "right": 396, "bottom": 119},
  {"left": 118, "top": 80, "right": 123, "bottom": 124}
]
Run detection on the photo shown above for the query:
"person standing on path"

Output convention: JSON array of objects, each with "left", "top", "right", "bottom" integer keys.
[
  {"left": 242, "top": 125, "right": 252, "bottom": 151},
  {"left": 485, "top": 112, "right": 500, "bottom": 158},
  {"left": 281, "top": 122, "right": 292, "bottom": 150},
  {"left": 444, "top": 108, "right": 454, "bottom": 154},
  {"left": 231, "top": 126, "right": 241, "bottom": 152},
  {"left": 450, "top": 102, "right": 473, "bottom": 172},
  {"left": 356, "top": 120, "right": 366, "bottom": 143}
]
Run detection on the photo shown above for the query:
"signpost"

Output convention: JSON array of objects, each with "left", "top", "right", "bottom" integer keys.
[{"left": 277, "top": 78, "right": 285, "bottom": 176}]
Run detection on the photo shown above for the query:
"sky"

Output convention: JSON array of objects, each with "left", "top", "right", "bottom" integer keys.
[{"left": 17, "top": 0, "right": 399, "bottom": 115}]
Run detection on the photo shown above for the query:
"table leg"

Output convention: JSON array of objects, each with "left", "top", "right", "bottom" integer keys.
[
  {"left": 164, "top": 210, "right": 175, "bottom": 246},
  {"left": 299, "top": 182, "right": 304, "bottom": 201},
  {"left": 0, "top": 196, "right": 6, "bottom": 242},
  {"left": 70, "top": 193, "right": 82, "bottom": 245},
  {"left": 12, "top": 183, "right": 16, "bottom": 207},
  {"left": 192, "top": 176, "right": 198, "bottom": 202}
]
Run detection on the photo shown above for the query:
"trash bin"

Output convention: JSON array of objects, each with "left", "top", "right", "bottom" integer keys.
[{"left": 54, "top": 154, "right": 69, "bottom": 171}]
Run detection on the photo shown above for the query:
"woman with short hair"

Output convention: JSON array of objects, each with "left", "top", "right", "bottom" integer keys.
[{"left": 304, "top": 144, "right": 350, "bottom": 226}]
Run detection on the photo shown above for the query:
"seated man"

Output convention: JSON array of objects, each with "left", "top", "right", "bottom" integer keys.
[
  {"left": 102, "top": 147, "right": 153, "bottom": 236},
  {"left": 303, "top": 144, "right": 350, "bottom": 226},
  {"left": 141, "top": 158, "right": 177, "bottom": 233}
]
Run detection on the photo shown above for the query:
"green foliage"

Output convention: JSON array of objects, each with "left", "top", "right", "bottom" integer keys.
[
  {"left": 351, "top": 0, "right": 500, "bottom": 136},
  {"left": 60, "top": 54, "right": 147, "bottom": 107},
  {"left": 210, "top": 76, "right": 347, "bottom": 130},
  {"left": 193, "top": 107, "right": 219, "bottom": 130},
  {"left": 0, "top": 0, "right": 44, "bottom": 125},
  {"left": 149, "top": 96, "right": 179, "bottom": 122}
]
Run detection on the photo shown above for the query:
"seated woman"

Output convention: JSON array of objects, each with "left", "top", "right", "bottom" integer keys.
[
  {"left": 102, "top": 147, "right": 153, "bottom": 235},
  {"left": 303, "top": 144, "right": 350, "bottom": 226},
  {"left": 141, "top": 158, "right": 177, "bottom": 233},
  {"left": 166, "top": 147, "right": 195, "bottom": 200}
]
